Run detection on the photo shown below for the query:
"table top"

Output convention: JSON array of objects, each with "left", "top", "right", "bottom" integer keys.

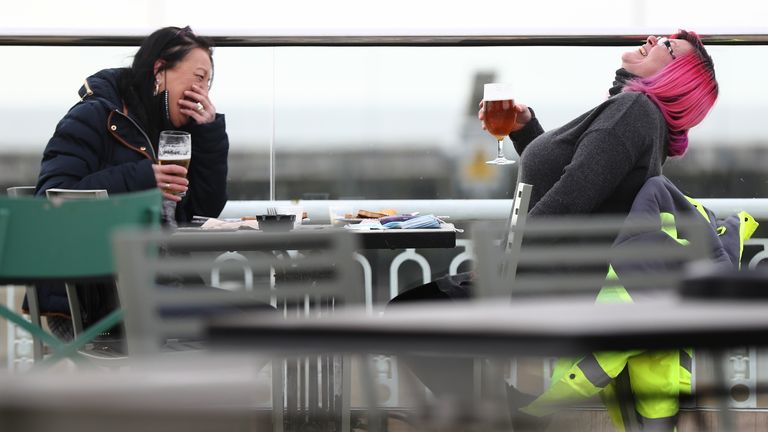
[
  {"left": 208, "top": 297, "right": 768, "bottom": 357},
  {"left": 176, "top": 223, "right": 457, "bottom": 250}
]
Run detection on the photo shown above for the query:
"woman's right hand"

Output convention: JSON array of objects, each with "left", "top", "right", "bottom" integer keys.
[
  {"left": 478, "top": 100, "right": 532, "bottom": 133},
  {"left": 152, "top": 163, "right": 189, "bottom": 202}
]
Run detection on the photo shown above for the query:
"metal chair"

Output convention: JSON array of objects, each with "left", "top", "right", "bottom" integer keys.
[
  {"left": 43, "top": 188, "right": 109, "bottom": 340},
  {"left": 6, "top": 186, "right": 36, "bottom": 197},
  {"left": 113, "top": 228, "right": 364, "bottom": 432},
  {"left": 4, "top": 186, "right": 45, "bottom": 362},
  {"left": 472, "top": 213, "right": 712, "bottom": 431},
  {"left": 5, "top": 186, "right": 113, "bottom": 361},
  {"left": 474, "top": 214, "right": 710, "bottom": 300},
  {"left": 45, "top": 188, "right": 108, "bottom": 201},
  {"left": 0, "top": 189, "right": 161, "bottom": 367},
  {"left": 476, "top": 181, "right": 532, "bottom": 299}
]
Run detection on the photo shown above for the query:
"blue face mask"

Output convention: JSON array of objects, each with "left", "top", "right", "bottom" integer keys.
[{"left": 382, "top": 215, "right": 442, "bottom": 229}]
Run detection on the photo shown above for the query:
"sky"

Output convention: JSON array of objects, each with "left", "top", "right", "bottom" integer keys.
[
  {"left": 3, "top": 0, "right": 767, "bottom": 36},
  {"left": 1, "top": 0, "right": 767, "bottom": 153}
]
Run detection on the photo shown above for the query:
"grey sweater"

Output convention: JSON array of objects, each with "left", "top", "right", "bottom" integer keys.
[{"left": 510, "top": 92, "right": 668, "bottom": 216}]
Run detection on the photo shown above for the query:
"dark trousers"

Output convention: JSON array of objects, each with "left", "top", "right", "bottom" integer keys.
[{"left": 388, "top": 272, "right": 476, "bottom": 400}]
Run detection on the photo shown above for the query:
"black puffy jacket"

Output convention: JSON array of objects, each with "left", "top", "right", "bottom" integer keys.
[
  {"left": 36, "top": 67, "right": 228, "bottom": 221},
  {"left": 31, "top": 68, "right": 229, "bottom": 316}
]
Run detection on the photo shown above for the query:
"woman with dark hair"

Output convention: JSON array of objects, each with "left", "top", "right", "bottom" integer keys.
[
  {"left": 36, "top": 25, "right": 227, "bottom": 222},
  {"left": 31, "top": 26, "right": 229, "bottom": 342}
]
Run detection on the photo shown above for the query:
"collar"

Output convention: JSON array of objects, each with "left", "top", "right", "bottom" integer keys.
[{"left": 608, "top": 68, "right": 640, "bottom": 97}]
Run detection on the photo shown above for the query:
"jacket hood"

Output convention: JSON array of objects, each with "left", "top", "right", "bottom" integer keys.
[{"left": 77, "top": 68, "right": 126, "bottom": 108}]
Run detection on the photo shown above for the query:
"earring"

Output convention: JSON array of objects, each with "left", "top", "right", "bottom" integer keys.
[{"left": 153, "top": 79, "right": 160, "bottom": 96}]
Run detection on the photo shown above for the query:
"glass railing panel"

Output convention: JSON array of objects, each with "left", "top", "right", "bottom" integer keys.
[{"left": 2, "top": 43, "right": 768, "bottom": 201}]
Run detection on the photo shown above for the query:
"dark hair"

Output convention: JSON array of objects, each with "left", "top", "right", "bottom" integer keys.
[
  {"left": 623, "top": 29, "right": 718, "bottom": 157},
  {"left": 119, "top": 26, "right": 214, "bottom": 146},
  {"left": 673, "top": 29, "right": 716, "bottom": 81}
]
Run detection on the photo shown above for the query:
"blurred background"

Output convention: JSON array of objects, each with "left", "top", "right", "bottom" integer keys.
[
  {"left": 1, "top": 0, "right": 767, "bottom": 203},
  {"left": 3, "top": 2, "right": 768, "bottom": 430}
]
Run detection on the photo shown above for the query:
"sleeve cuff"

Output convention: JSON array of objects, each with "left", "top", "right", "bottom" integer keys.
[
  {"left": 509, "top": 107, "right": 544, "bottom": 144},
  {"left": 136, "top": 159, "right": 158, "bottom": 190},
  {"left": 185, "top": 114, "right": 228, "bottom": 153}
]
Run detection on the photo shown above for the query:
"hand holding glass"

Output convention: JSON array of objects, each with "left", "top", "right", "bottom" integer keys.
[
  {"left": 483, "top": 83, "right": 517, "bottom": 165},
  {"left": 158, "top": 130, "right": 191, "bottom": 196}
]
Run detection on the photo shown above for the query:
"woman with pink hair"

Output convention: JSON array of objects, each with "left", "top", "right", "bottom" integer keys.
[
  {"left": 479, "top": 30, "right": 718, "bottom": 218},
  {"left": 474, "top": 30, "right": 719, "bottom": 430},
  {"left": 394, "top": 31, "right": 719, "bottom": 431}
]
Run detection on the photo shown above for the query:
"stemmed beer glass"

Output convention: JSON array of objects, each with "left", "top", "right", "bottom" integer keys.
[
  {"left": 158, "top": 130, "right": 191, "bottom": 197},
  {"left": 483, "top": 83, "right": 517, "bottom": 165}
]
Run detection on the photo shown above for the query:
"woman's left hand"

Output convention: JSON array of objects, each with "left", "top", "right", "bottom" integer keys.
[{"left": 179, "top": 84, "right": 216, "bottom": 125}]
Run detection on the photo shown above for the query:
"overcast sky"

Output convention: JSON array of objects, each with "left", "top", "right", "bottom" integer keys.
[{"left": 3, "top": 0, "right": 768, "bottom": 35}]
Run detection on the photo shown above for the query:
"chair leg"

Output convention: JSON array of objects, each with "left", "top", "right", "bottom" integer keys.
[
  {"left": 37, "top": 309, "right": 123, "bottom": 368},
  {"left": 356, "top": 354, "right": 378, "bottom": 432},
  {"left": 25, "top": 285, "right": 44, "bottom": 361},
  {"left": 64, "top": 283, "right": 84, "bottom": 337},
  {"left": 273, "top": 357, "right": 285, "bottom": 432}
]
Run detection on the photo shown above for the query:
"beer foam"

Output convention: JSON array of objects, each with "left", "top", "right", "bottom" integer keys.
[{"left": 483, "top": 83, "right": 515, "bottom": 101}]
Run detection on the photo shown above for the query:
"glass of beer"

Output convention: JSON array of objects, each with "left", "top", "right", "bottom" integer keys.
[
  {"left": 483, "top": 83, "right": 517, "bottom": 165},
  {"left": 158, "top": 130, "right": 191, "bottom": 196}
]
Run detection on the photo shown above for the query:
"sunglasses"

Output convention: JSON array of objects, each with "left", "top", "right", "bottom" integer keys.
[
  {"left": 175, "top": 26, "right": 193, "bottom": 38},
  {"left": 657, "top": 37, "right": 676, "bottom": 59}
]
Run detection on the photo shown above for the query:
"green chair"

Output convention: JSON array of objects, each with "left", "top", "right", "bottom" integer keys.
[
  {"left": 5, "top": 186, "right": 45, "bottom": 362},
  {"left": 0, "top": 189, "right": 161, "bottom": 367},
  {"left": 42, "top": 188, "right": 109, "bottom": 343}
]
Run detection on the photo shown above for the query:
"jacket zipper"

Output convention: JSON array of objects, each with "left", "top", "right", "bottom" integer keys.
[{"left": 109, "top": 110, "right": 158, "bottom": 161}]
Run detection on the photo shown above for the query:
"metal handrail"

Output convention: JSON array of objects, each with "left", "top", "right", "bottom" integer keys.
[{"left": 2, "top": 34, "right": 768, "bottom": 47}]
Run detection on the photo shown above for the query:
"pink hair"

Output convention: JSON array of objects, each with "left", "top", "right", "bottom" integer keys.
[{"left": 623, "top": 30, "right": 718, "bottom": 157}]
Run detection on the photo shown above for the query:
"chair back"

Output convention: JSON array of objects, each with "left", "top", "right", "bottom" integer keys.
[
  {"left": 6, "top": 186, "right": 36, "bottom": 197},
  {"left": 501, "top": 182, "right": 532, "bottom": 255},
  {"left": 0, "top": 189, "right": 161, "bottom": 283},
  {"left": 45, "top": 188, "right": 108, "bottom": 201},
  {"left": 113, "top": 229, "right": 363, "bottom": 356},
  {"left": 473, "top": 214, "right": 711, "bottom": 301},
  {"left": 471, "top": 182, "right": 532, "bottom": 298}
]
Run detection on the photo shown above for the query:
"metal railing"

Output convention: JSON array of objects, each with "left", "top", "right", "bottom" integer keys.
[{"left": 2, "top": 33, "right": 768, "bottom": 47}]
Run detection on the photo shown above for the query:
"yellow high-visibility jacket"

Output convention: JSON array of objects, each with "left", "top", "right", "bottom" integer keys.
[{"left": 522, "top": 176, "right": 758, "bottom": 432}]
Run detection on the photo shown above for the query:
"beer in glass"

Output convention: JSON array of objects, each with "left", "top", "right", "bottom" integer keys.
[
  {"left": 483, "top": 83, "right": 517, "bottom": 165},
  {"left": 158, "top": 130, "right": 191, "bottom": 196}
]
